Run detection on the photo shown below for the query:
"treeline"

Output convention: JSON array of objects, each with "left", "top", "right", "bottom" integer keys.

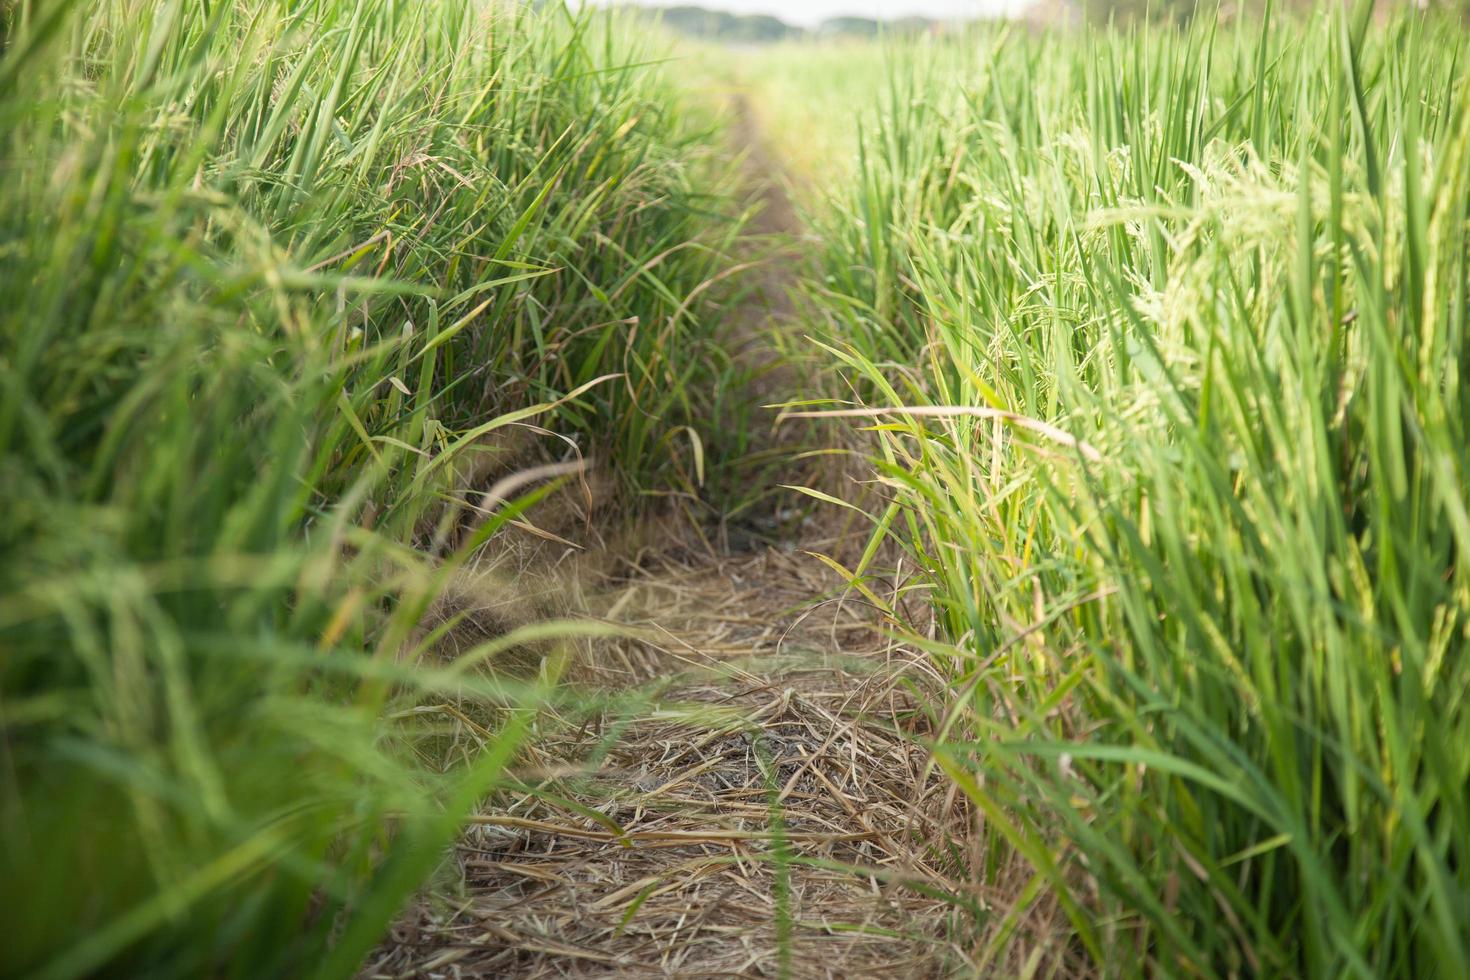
[
  {"left": 618, "top": 0, "right": 1470, "bottom": 39},
  {"left": 621, "top": 5, "right": 940, "bottom": 41}
]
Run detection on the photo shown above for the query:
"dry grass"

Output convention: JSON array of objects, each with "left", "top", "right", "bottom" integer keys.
[{"left": 367, "top": 539, "right": 976, "bottom": 978}]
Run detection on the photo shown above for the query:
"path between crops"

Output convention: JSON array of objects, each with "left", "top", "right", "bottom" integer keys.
[{"left": 367, "top": 96, "right": 982, "bottom": 979}]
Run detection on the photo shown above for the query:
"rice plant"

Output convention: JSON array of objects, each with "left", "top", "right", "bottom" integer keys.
[
  {"left": 0, "top": 2, "right": 736, "bottom": 976},
  {"left": 789, "top": 4, "right": 1470, "bottom": 974}
]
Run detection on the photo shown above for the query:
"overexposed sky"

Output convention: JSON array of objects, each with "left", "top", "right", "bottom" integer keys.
[{"left": 586, "top": 0, "right": 1024, "bottom": 29}]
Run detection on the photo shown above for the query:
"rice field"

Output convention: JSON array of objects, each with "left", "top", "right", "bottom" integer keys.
[
  {"left": 776, "top": 7, "right": 1470, "bottom": 975},
  {"left": 3, "top": 1, "right": 1468, "bottom": 977},
  {"left": 1, "top": 3, "right": 734, "bottom": 975}
]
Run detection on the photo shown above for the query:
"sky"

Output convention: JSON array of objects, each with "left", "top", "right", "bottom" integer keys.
[{"left": 586, "top": 0, "right": 1024, "bottom": 29}]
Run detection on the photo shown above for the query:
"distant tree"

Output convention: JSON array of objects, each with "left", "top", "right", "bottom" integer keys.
[
  {"left": 739, "top": 14, "right": 795, "bottom": 41},
  {"left": 890, "top": 15, "right": 939, "bottom": 33},
  {"left": 650, "top": 5, "right": 805, "bottom": 41},
  {"left": 819, "top": 16, "right": 882, "bottom": 36}
]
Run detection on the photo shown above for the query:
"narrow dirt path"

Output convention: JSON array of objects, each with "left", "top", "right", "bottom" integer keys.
[{"left": 367, "top": 96, "right": 972, "bottom": 979}]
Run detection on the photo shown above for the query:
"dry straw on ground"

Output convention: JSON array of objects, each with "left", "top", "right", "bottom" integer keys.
[{"left": 367, "top": 534, "right": 981, "bottom": 978}]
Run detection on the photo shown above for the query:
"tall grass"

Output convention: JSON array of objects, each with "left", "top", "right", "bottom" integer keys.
[
  {"left": 0, "top": 2, "right": 735, "bottom": 975},
  {"left": 792, "top": 4, "right": 1470, "bottom": 974}
]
